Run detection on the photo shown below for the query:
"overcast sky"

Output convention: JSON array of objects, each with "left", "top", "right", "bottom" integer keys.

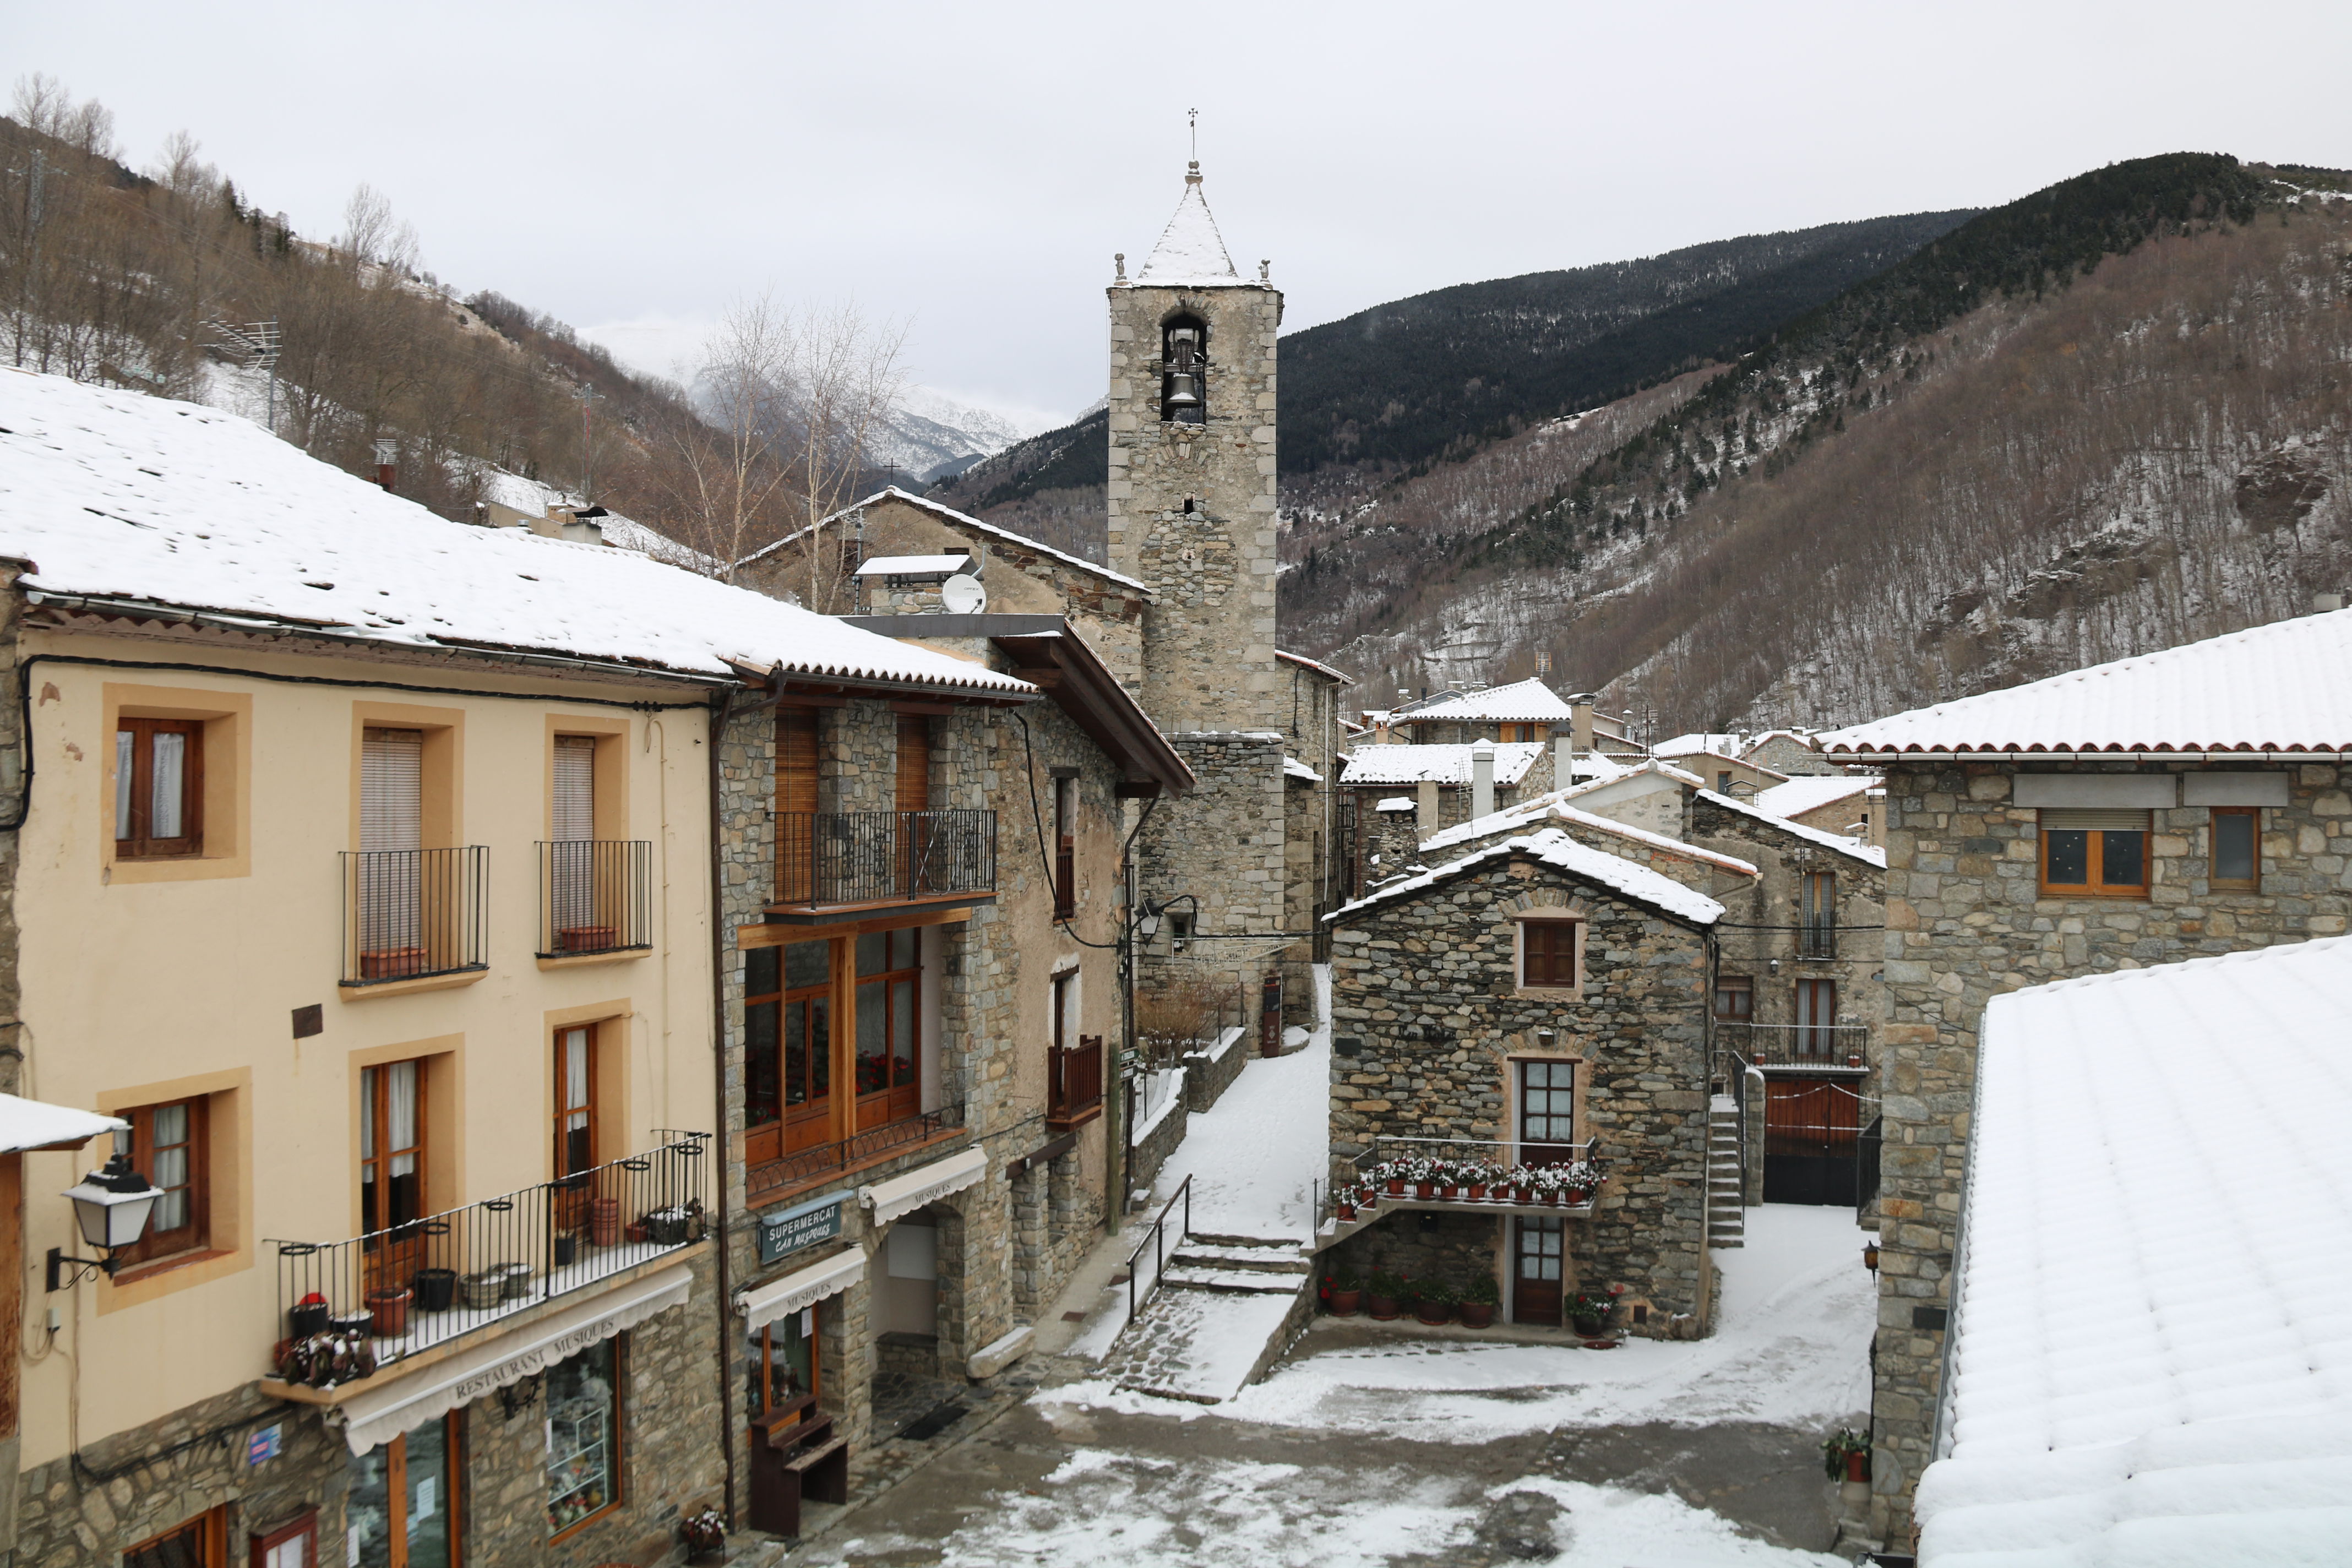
[{"left": 10, "top": 1, "right": 2351, "bottom": 428}]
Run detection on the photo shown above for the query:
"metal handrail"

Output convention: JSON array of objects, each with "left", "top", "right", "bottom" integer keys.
[
  {"left": 1126, "top": 1173, "right": 1191, "bottom": 1326},
  {"left": 535, "top": 839, "right": 652, "bottom": 956}
]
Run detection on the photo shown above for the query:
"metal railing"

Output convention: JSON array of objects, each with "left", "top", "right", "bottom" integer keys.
[
  {"left": 1128, "top": 1173, "right": 1191, "bottom": 1325},
  {"left": 1858, "top": 1115, "right": 1883, "bottom": 1216},
  {"left": 1798, "top": 917, "right": 1838, "bottom": 959},
  {"left": 1316, "top": 1133, "right": 1606, "bottom": 1232},
  {"left": 535, "top": 839, "right": 652, "bottom": 957},
  {"left": 1716, "top": 1021, "right": 1870, "bottom": 1070},
  {"left": 772, "top": 810, "right": 996, "bottom": 910},
  {"left": 745, "top": 1104, "right": 965, "bottom": 1202},
  {"left": 340, "top": 846, "right": 489, "bottom": 986},
  {"left": 1047, "top": 1035, "right": 1105, "bottom": 1129},
  {"left": 268, "top": 1133, "right": 709, "bottom": 1385}
]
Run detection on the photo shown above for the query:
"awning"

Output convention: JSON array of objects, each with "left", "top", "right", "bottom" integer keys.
[
  {"left": 859, "top": 1145, "right": 987, "bottom": 1227},
  {"left": 0, "top": 1095, "right": 125, "bottom": 1155},
  {"left": 734, "top": 1245, "right": 865, "bottom": 1332},
  {"left": 335, "top": 1264, "right": 690, "bottom": 1455}
]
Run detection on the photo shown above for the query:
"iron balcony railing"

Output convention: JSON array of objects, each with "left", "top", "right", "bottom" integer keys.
[
  {"left": 1718, "top": 1020, "right": 1871, "bottom": 1070},
  {"left": 1798, "top": 916, "right": 1838, "bottom": 960},
  {"left": 268, "top": 1133, "right": 709, "bottom": 1387},
  {"left": 771, "top": 810, "right": 995, "bottom": 910},
  {"left": 535, "top": 839, "right": 653, "bottom": 957},
  {"left": 340, "top": 847, "right": 489, "bottom": 986},
  {"left": 1047, "top": 1036, "right": 1105, "bottom": 1130},
  {"left": 745, "top": 1104, "right": 965, "bottom": 1203}
]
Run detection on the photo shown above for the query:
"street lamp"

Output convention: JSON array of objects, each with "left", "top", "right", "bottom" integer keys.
[{"left": 48, "top": 1133, "right": 157, "bottom": 1291}]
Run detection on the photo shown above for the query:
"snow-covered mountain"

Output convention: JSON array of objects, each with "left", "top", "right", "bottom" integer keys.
[{"left": 868, "top": 387, "right": 1060, "bottom": 484}]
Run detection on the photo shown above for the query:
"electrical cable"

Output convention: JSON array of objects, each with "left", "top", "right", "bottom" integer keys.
[{"left": 1012, "top": 711, "right": 1119, "bottom": 950}]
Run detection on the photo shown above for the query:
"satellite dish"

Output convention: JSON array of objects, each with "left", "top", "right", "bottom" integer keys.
[{"left": 940, "top": 574, "right": 987, "bottom": 614}]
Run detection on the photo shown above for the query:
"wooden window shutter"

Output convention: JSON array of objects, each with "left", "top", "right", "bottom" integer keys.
[
  {"left": 895, "top": 715, "right": 932, "bottom": 816},
  {"left": 553, "top": 736, "right": 597, "bottom": 841},
  {"left": 776, "top": 710, "right": 819, "bottom": 818},
  {"left": 360, "top": 728, "right": 424, "bottom": 853}
]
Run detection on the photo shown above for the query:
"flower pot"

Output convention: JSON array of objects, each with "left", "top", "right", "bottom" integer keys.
[
  {"left": 1328, "top": 1288, "right": 1362, "bottom": 1317},
  {"left": 554, "top": 1234, "right": 578, "bottom": 1266},
  {"left": 1515, "top": 1185, "right": 1536, "bottom": 1203},
  {"left": 589, "top": 1196, "right": 621, "bottom": 1247},
  {"left": 1413, "top": 1183, "right": 1435, "bottom": 1200},
  {"left": 1844, "top": 1451, "right": 1870, "bottom": 1485},
  {"left": 1415, "top": 1298, "right": 1452, "bottom": 1326},
  {"left": 1335, "top": 1201, "right": 1357, "bottom": 1222},
  {"left": 363, "top": 1287, "right": 412, "bottom": 1338},
  {"left": 1459, "top": 1302, "right": 1495, "bottom": 1329},
  {"left": 1385, "top": 1179, "right": 1404, "bottom": 1196},
  {"left": 288, "top": 1298, "right": 331, "bottom": 1337},
  {"left": 1566, "top": 1187, "right": 1593, "bottom": 1206},
  {"left": 331, "top": 1310, "right": 376, "bottom": 1340},
  {"left": 645, "top": 1208, "right": 691, "bottom": 1246},
  {"left": 1465, "top": 1183, "right": 1488, "bottom": 1200},
  {"left": 459, "top": 1271, "right": 504, "bottom": 1311},
  {"left": 626, "top": 1221, "right": 650, "bottom": 1244},
  {"left": 557, "top": 925, "right": 617, "bottom": 954},
  {"left": 1570, "top": 1315, "right": 1604, "bottom": 1337},
  {"left": 497, "top": 1262, "right": 533, "bottom": 1300},
  {"left": 1358, "top": 1188, "right": 1379, "bottom": 1211},
  {"left": 413, "top": 1267, "right": 458, "bottom": 1312},
  {"left": 1366, "top": 1293, "right": 1400, "bottom": 1321},
  {"left": 359, "top": 946, "right": 427, "bottom": 981}
]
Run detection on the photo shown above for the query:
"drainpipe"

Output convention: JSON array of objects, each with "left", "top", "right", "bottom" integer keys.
[
  {"left": 704, "top": 684, "right": 742, "bottom": 1522},
  {"left": 1107, "top": 792, "right": 1162, "bottom": 1237},
  {"left": 1471, "top": 739, "right": 1496, "bottom": 821}
]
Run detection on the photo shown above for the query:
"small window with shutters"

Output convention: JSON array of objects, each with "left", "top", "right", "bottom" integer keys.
[
  {"left": 1516, "top": 916, "right": 1583, "bottom": 994},
  {"left": 358, "top": 729, "right": 426, "bottom": 963},
  {"left": 2039, "top": 808, "right": 2151, "bottom": 897},
  {"left": 550, "top": 737, "right": 598, "bottom": 940},
  {"left": 2211, "top": 807, "right": 2260, "bottom": 892},
  {"left": 553, "top": 737, "right": 596, "bottom": 842},
  {"left": 115, "top": 718, "right": 204, "bottom": 858},
  {"left": 776, "top": 709, "right": 820, "bottom": 903},
  {"left": 1053, "top": 775, "right": 1076, "bottom": 919}
]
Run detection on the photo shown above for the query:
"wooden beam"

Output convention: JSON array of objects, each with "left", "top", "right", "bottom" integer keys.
[{"left": 736, "top": 906, "right": 974, "bottom": 947}]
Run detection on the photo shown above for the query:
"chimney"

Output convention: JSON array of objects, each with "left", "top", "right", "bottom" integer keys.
[
  {"left": 1569, "top": 693, "right": 1597, "bottom": 757},
  {"left": 1417, "top": 778, "right": 1440, "bottom": 829},
  {"left": 1554, "top": 732, "right": 1575, "bottom": 791},
  {"left": 1471, "top": 739, "right": 1496, "bottom": 821},
  {"left": 372, "top": 437, "right": 397, "bottom": 494}
]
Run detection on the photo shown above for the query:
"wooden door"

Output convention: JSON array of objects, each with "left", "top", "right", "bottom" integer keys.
[
  {"left": 361, "top": 1060, "right": 429, "bottom": 1287},
  {"left": 1795, "top": 978, "right": 1839, "bottom": 1059},
  {"left": 776, "top": 709, "right": 819, "bottom": 902},
  {"left": 1512, "top": 1217, "right": 1564, "bottom": 1325},
  {"left": 855, "top": 929, "right": 922, "bottom": 1130},
  {"left": 1762, "top": 1078, "right": 1863, "bottom": 1205},
  {"left": 897, "top": 715, "right": 932, "bottom": 895}
]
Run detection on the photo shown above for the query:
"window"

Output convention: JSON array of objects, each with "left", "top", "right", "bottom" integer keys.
[
  {"left": 358, "top": 728, "right": 425, "bottom": 974},
  {"left": 745, "top": 1308, "right": 820, "bottom": 1423},
  {"left": 1498, "top": 723, "right": 1538, "bottom": 743},
  {"left": 1517, "top": 1059, "right": 1576, "bottom": 1162},
  {"left": 745, "top": 941, "right": 831, "bottom": 1162},
  {"left": 2039, "top": 808, "right": 2151, "bottom": 897},
  {"left": 1052, "top": 970, "right": 1077, "bottom": 1054},
  {"left": 2212, "top": 807, "right": 2260, "bottom": 891},
  {"left": 360, "top": 1059, "right": 427, "bottom": 1236},
  {"left": 550, "top": 736, "right": 597, "bottom": 941},
  {"left": 1795, "top": 978, "right": 1839, "bottom": 1058},
  {"left": 118, "top": 1099, "right": 208, "bottom": 1270},
  {"left": 125, "top": 1509, "right": 226, "bottom": 1568},
  {"left": 349, "top": 1415, "right": 459, "bottom": 1568},
  {"left": 1713, "top": 974, "right": 1754, "bottom": 1022},
  {"left": 1799, "top": 872, "right": 1837, "bottom": 957},
  {"left": 1053, "top": 775, "right": 1076, "bottom": 919},
  {"left": 249, "top": 1511, "right": 318, "bottom": 1568},
  {"left": 115, "top": 718, "right": 203, "bottom": 858},
  {"left": 1717, "top": 770, "right": 1734, "bottom": 793},
  {"left": 546, "top": 1338, "right": 622, "bottom": 1538},
  {"left": 554, "top": 1026, "right": 596, "bottom": 1180},
  {"left": 1516, "top": 918, "right": 1581, "bottom": 993},
  {"left": 855, "top": 929, "right": 922, "bottom": 1125}
]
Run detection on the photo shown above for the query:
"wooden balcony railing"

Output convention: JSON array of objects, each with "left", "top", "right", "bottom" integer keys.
[
  {"left": 770, "top": 810, "right": 995, "bottom": 912},
  {"left": 1047, "top": 1035, "right": 1104, "bottom": 1130}
]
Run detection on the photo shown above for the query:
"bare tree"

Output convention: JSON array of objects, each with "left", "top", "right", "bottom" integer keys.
[{"left": 781, "top": 301, "right": 907, "bottom": 609}]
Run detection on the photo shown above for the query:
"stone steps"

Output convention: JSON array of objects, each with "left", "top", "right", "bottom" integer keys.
[
  {"left": 1162, "top": 1265, "right": 1308, "bottom": 1295},
  {"left": 1168, "top": 1240, "right": 1313, "bottom": 1275},
  {"left": 1707, "top": 1098, "right": 1746, "bottom": 1249}
]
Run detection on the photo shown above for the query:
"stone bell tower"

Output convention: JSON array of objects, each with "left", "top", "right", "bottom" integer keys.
[{"left": 1106, "top": 160, "right": 1284, "bottom": 735}]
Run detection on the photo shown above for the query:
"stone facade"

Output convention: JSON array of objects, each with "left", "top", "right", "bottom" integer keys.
[
  {"left": 1865, "top": 759, "right": 2351, "bottom": 1547},
  {"left": 1326, "top": 849, "right": 1717, "bottom": 1335},
  {"left": 1137, "top": 732, "right": 1291, "bottom": 1030}
]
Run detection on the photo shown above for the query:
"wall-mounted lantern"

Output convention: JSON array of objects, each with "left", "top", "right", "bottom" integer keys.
[{"left": 48, "top": 1134, "right": 157, "bottom": 1291}]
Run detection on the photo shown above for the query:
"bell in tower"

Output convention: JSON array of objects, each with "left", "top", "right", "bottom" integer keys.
[{"left": 1162, "top": 315, "right": 1207, "bottom": 427}]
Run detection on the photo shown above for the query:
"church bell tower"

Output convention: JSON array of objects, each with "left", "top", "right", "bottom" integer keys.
[{"left": 1106, "top": 159, "right": 1284, "bottom": 734}]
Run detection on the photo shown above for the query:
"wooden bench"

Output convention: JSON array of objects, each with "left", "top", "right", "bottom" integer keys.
[{"left": 748, "top": 1394, "right": 849, "bottom": 1538}]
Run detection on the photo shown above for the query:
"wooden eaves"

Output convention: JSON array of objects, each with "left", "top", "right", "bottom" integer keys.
[{"left": 989, "top": 626, "right": 1195, "bottom": 797}]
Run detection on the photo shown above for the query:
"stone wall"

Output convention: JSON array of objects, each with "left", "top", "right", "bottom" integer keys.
[
  {"left": 1329, "top": 1211, "right": 1505, "bottom": 1300},
  {"left": 1327, "top": 850, "right": 1715, "bottom": 1333},
  {"left": 1867, "top": 759, "right": 2351, "bottom": 1546},
  {"left": 1125, "top": 1068, "right": 1190, "bottom": 1194},
  {"left": 1182, "top": 1027, "right": 1249, "bottom": 1113}
]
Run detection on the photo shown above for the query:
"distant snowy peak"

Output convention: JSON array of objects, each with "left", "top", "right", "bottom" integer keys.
[{"left": 868, "top": 388, "right": 1061, "bottom": 484}]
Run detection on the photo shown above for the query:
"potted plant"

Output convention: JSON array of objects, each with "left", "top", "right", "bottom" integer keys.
[
  {"left": 1414, "top": 1278, "right": 1456, "bottom": 1326},
  {"left": 1410, "top": 1159, "right": 1437, "bottom": 1200},
  {"left": 1326, "top": 1270, "right": 1363, "bottom": 1317},
  {"left": 1458, "top": 1273, "right": 1499, "bottom": 1329},
  {"left": 363, "top": 1286, "right": 412, "bottom": 1338},
  {"left": 1568, "top": 1286, "right": 1616, "bottom": 1338},
  {"left": 1357, "top": 1184, "right": 1379, "bottom": 1212},
  {"left": 682, "top": 1506, "right": 726, "bottom": 1562},
  {"left": 1823, "top": 1427, "right": 1871, "bottom": 1510},
  {"left": 1462, "top": 1162, "right": 1494, "bottom": 1201},
  {"left": 1366, "top": 1269, "right": 1404, "bottom": 1321},
  {"left": 1562, "top": 1163, "right": 1597, "bottom": 1205},
  {"left": 287, "top": 1292, "right": 331, "bottom": 1338},
  {"left": 1334, "top": 1189, "right": 1357, "bottom": 1222}
]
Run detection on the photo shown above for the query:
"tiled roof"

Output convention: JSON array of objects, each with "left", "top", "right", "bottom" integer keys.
[
  {"left": 1820, "top": 609, "right": 2352, "bottom": 756},
  {"left": 1918, "top": 935, "right": 2352, "bottom": 1566},
  {"left": 1400, "top": 678, "right": 1576, "bottom": 724},
  {"left": 1329, "top": 827, "right": 1726, "bottom": 928},
  {"left": 1337, "top": 742, "right": 1546, "bottom": 786},
  {"left": 1276, "top": 649, "right": 1354, "bottom": 685}
]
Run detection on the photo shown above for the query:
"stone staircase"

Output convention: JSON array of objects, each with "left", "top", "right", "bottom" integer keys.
[
  {"left": 1161, "top": 1234, "right": 1316, "bottom": 1294},
  {"left": 1101, "top": 1232, "right": 1316, "bottom": 1402},
  {"left": 1707, "top": 1094, "right": 1746, "bottom": 1249}
]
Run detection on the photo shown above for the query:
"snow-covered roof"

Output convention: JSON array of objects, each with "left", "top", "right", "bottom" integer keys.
[
  {"left": 1398, "top": 678, "right": 1575, "bottom": 725},
  {"left": 1133, "top": 167, "right": 1243, "bottom": 287},
  {"left": 1417, "top": 782, "right": 1760, "bottom": 876},
  {"left": 1917, "top": 935, "right": 2352, "bottom": 1567},
  {"left": 1653, "top": 732, "right": 1742, "bottom": 757},
  {"left": 854, "top": 553, "right": 970, "bottom": 578},
  {"left": 1330, "top": 826, "right": 1725, "bottom": 928},
  {"left": 479, "top": 468, "right": 580, "bottom": 518},
  {"left": 1282, "top": 755, "right": 1322, "bottom": 784},
  {"left": 1821, "top": 608, "right": 2352, "bottom": 757},
  {"left": 1752, "top": 774, "right": 1880, "bottom": 822},
  {"left": 1276, "top": 648, "right": 1354, "bottom": 685},
  {"left": 747, "top": 486, "right": 1149, "bottom": 595},
  {"left": 590, "top": 511, "right": 722, "bottom": 575},
  {"left": 0, "top": 372, "right": 1034, "bottom": 698},
  {"left": 1694, "top": 788, "right": 1885, "bottom": 868},
  {"left": 0, "top": 1093, "right": 125, "bottom": 1155},
  {"left": 1338, "top": 742, "right": 1545, "bottom": 787},
  {"left": 1658, "top": 745, "right": 1789, "bottom": 783},
  {"left": 1375, "top": 796, "right": 1416, "bottom": 813}
]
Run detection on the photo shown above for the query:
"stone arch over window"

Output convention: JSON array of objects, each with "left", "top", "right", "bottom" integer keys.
[{"left": 1161, "top": 312, "right": 1208, "bottom": 426}]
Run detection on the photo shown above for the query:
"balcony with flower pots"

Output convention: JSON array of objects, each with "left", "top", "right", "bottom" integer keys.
[{"left": 1311, "top": 1135, "right": 1605, "bottom": 1252}]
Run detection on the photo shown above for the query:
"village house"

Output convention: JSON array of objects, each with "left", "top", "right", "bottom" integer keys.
[
  {"left": 0, "top": 368, "right": 1048, "bottom": 1567},
  {"left": 1752, "top": 771, "right": 1886, "bottom": 848},
  {"left": 1815, "top": 607, "right": 2352, "bottom": 1551},
  {"left": 1320, "top": 827, "right": 1728, "bottom": 1336},
  {"left": 1651, "top": 734, "right": 1790, "bottom": 799},
  {"left": 710, "top": 607, "right": 1193, "bottom": 1536}
]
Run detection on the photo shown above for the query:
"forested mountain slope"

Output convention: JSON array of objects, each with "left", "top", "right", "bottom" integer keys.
[{"left": 1308, "top": 154, "right": 2352, "bottom": 734}]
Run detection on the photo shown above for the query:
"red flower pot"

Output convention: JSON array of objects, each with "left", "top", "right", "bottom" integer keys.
[
  {"left": 1366, "top": 1293, "right": 1400, "bottom": 1321},
  {"left": 1465, "top": 1183, "right": 1488, "bottom": 1200},
  {"left": 1385, "top": 1179, "right": 1405, "bottom": 1196},
  {"left": 589, "top": 1196, "right": 620, "bottom": 1246},
  {"left": 1328, "top": 1289, "right": 1363, "bottom": 1318},
  {"left": 364, "top": 1287, "right": 412, "bottom": 1338},
  {"left": 1336, "top": 1201, "right": 1357, "bottom": 1222},
  {"left": 1845, "top": 1451, "right": 1870, "bottom": 1484},
  {"left": 1414, "top": 1183, "right": 1435, "bottom": 1199}
]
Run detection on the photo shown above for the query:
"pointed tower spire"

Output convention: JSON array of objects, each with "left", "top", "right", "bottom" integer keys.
[{"left": 1136, "top": 139, "right": 1238, "bottom": 287}]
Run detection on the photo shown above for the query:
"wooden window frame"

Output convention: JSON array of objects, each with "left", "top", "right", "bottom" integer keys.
[
  {"left": 1510, "top": 913, "right": 1585, "bottom": 999},
  {"left": 1052, "top": 775, "right": 1076, "bottom": 920},
  {"left": 553, "top": 1025, "right": 598, "bottom": 1182},
  {"left": 115, "top": 717, "right": 204, "bottom": 859},
  {"left": 748, "top": 1309, "right": 823, "bottom": 1420},
  {"left": 115, "top": 1098, "right": 211, "bottom": 1275},
  {"left": 1713, "top": 973, "right": 1754, "bottom": 1023},
  {"left": 854, "top": 929, "right": 923, "bottom": 1123},
  {"left": 1509, "top": 1055, "right": 1583, "bottom": 1160},
  {"left": 248, "top": 1509, "right": 319, "bottom": 1568},
  {"left": 745, "top": 941, "right": 836, "bottom": 1164},
  {"left": 359, "top": 1058, "right": 429, "bottom": 1238},
  {"left": 2211, "top": 806, "right": 2261, "bottom": 892},
  {"left": 350, "top": 1413, "right": 464, "bottom": 1568},
  {"left": 2037, "top": 810, "right": 2152, "bottom": 899},
  {"left": 127, "top": 1506, "right": 227, "bottom": 1568},
  {"left": 546, "top": 1335, "right": 625, "bottom": 1544}
]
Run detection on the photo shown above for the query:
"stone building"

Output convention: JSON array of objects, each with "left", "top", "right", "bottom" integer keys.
[
  {"left": 1320, "top": 827, "right": 1727, "bottom": 1336},
  {"left": 712, "top": 615, "right": 1189, "bottom": 1534},
  {"left": 1752, "top": 772, "right": 1885, "bottom": 849},
  {"left": 1816, "top": 607, "right": 2352, "bottom": 1551}
]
